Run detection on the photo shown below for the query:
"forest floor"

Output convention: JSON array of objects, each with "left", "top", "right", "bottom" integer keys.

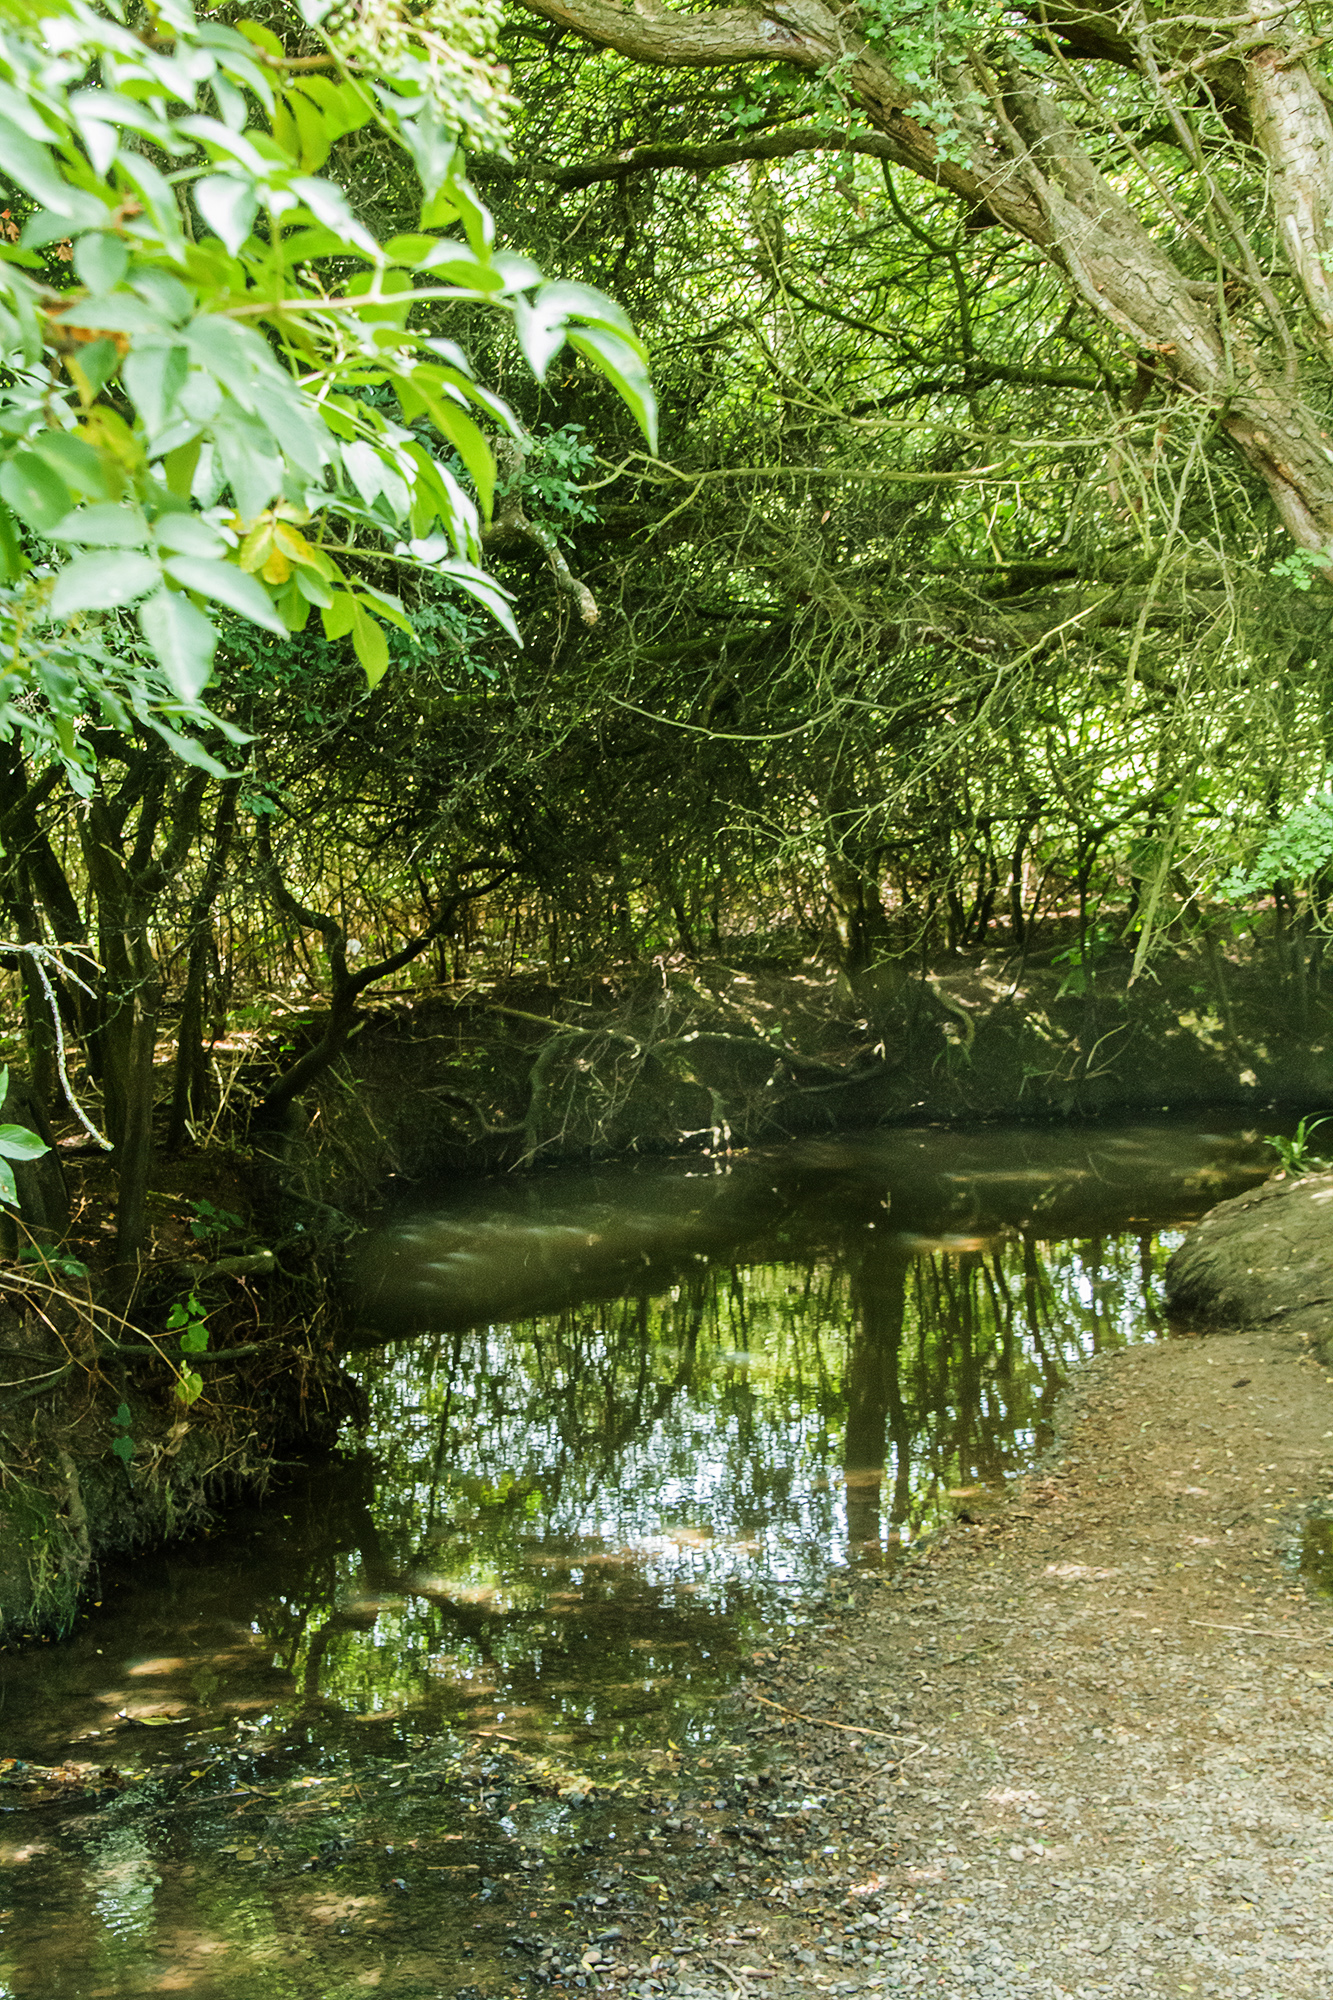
[{"left": 534, "top": 1324, "right": 1333, "bottom": 2000}]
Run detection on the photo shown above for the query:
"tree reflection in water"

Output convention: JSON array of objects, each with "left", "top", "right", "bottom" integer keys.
[{"left": 276, "top": 1223, "right": 1170, "bottom": 1740}]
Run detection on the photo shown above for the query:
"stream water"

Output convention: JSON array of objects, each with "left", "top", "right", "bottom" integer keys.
[{"left": 0, "top": 1117, "right": 1272, "bottom": 1997}]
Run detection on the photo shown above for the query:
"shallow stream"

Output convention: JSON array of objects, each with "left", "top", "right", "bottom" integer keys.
[{"left": 0, "top": 1118, "right": 1271, "bottom": 1996}]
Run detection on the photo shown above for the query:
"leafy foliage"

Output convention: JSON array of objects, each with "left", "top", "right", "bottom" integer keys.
[
  {"left": 1223, "top": 795, "right": 1333, "bottom": 902},
  {"left": 1264, "top": 1116, "right": 1333, "bottom": 1179},
  {"left": 0, "top": 0, "right": 656, "bottom": 780}
]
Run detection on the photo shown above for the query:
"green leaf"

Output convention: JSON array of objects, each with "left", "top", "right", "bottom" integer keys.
[
  {"left": 162, "top": 440, "right": 202, "bottom": 502},
  {"left": 0, "top": 453, "right": 73, "bottom": 532},
  {"left": 179, "top": 1325, "right": 209, "bottom": 1353},
  {"left": 300, "top": 75, "right": 373, "bottom": 142},
  {"left": 0, "top": 500, "right": 24, "bottom": 581},
  {"left": 30, "top": 432, "right": 115, "bottom": 500},
  {"left": 153, "top": 512, "right": 226, "bottom": 558},
  {"left": 49, "top": 550, "right": 161, "bottom": 619},
  {"left": 319, "top": 592, "right": 356, "bottom": 641},
  {"left": 114, "top": 1403, "right": 132, "bottom": 1428},
  {"left": 175, "top": 1368, "right": 205, "bottom": 1406},
  {"left": 60, "top": 336, "right": 121, "bottom": 403},
  {"left": 139, "top": 589, "right": 218, "bottom": 701},
  {"left": 349, "top": 599, "right": 390, "bottom": 687},
  {"left": 0, "top": 111, "right": 100, "bottom": 218},
  {"left": 401, "top": 99, "right": 459, "bottom": 208},
  {"left": 47, "top": 505, "right": 151, "bottom": 547},
  {"left": 195, "top": 175, "right": 258, "bottom": 256},
  {"left": 111, "top": 1434, "right": 135, "bottom": 1463},
  {"left": 236, "top": 19, "right": 285, "bottom": 57},
  {"left": 417, "top": 240, "right": 503, "bottom": 292},
  {"left": 433, "top": 558, "right": 521, "bottom": 645},
  {"left": 0, "top": 1158, "right": 15, "bottom": 1209},
  {"left": 122, "top": 342, "right": 189, "bottom": 439},
  {"left": 537, "top": 279, "right": 637, "bottom": 341},
  {"left": 513, "top": 292, "right": 569, "bottom": 384},
  {"left": 162, "top": 556, "right": 287, "bottom": 633},
  {"left": 0, "top": 1124, "right": 48, "bottom": 1161},
  {"left": 416, "top": 392, "right": 495, "bottom": 516},
  {"left": 567, "top": 328, "right": 658, "bottom": 454},
  {"left": 73, "top": 232, "right": 129, "bottom": 293}
]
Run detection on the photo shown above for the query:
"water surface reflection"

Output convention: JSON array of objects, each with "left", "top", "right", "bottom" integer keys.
[{"left": 0, "top": 1116, "right": 1269, "bottom": 1995}]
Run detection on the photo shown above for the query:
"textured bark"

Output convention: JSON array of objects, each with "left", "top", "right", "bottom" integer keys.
[{"left": 1244, "top": 47, "right": 1333, "bottom": 353}]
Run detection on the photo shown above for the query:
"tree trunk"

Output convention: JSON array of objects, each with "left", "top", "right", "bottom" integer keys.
[{"left": 167, "top": 777, "right": 242, "bottom": 1151}]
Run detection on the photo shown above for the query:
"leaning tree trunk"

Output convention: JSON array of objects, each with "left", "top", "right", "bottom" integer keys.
[{"left": 514, "top": 0, "right": 1333, "bottom": 555}]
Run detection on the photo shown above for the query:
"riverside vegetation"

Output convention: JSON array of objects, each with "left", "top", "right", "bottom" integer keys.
[{"left": 1, "top": 0, "right": 1333, "bottom": 1652}]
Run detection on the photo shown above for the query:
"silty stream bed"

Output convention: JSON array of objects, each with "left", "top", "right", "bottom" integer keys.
[{"left": 0, "top": 1118, "right": 1272, "bottom": 1996}]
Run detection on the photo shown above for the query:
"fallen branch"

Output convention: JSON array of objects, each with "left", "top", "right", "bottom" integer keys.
[{"left": 744, "top": 1689, "right": 917, "bottom": 1744}]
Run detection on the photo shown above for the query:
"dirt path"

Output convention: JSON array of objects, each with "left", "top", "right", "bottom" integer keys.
[{"left": 602, "top": 1326, "right": 1333, "bottom": 2000}]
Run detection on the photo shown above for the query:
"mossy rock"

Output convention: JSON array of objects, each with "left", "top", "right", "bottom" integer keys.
[{"left": 1164, "top": 1170, "right": 1333, "bottom": 1355}]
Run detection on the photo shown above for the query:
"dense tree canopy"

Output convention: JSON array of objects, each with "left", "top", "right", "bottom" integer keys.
[{"left": 2, "top": 0, "right": 1333, "bottom": 1271}]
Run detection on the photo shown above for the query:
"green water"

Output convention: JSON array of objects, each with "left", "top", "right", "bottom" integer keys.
[{"left": 0, "top": 1119, "right": 1269, "bottom": 1996}]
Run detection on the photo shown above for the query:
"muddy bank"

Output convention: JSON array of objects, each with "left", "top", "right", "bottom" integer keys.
[
  {"left": 284, "top": 944, "right": 1333, "bottom": 1200},
  {"left": 0, "top": 1142, "right": 361, "bottom": 1644}
]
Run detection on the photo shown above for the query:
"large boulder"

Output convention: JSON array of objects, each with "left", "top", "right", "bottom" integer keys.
[{"left": 1164, "top": 1170, "right": 1333, "bottom": 1348}]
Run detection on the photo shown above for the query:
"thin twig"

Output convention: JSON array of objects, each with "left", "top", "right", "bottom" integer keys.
[
  {"left": 1, "top": 941, "right": 111, "bottom": 1149},
  {"left": 744, "top": 1690, "right": 913, "bottom": 1744}
]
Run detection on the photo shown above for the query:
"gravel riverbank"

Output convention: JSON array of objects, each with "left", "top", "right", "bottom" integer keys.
[{"left": 541, "top": 1322, "right": 1333, "bottom": 2000}]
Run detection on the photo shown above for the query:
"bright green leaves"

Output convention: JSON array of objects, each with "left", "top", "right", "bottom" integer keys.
[
  {"left": 1223, "top": 790, "right": 1333, "bottom": 901},
  {"left": 513, "top": 280, "right": 657, "bottom": 455},
  {"left": 140, "top": 591, "right": 218, "bottom": 703},
  {"left": 0, "top": 452, "right": 77, "bottom": 533},
  {"left": 194, "top": 177, "right": 258, "bottom": 259},
  {"left": 327, "top": 592, "right": 390, "bottom": 688},
  {"left": 163, "top": 557, "right": 286, "bottom": 634},
  {"left": 166, "top": 1291, "right": 209, "bottom": 1405},
  {"left": 49, "top": 550, "right": 159, "bottom": 619},
  {"left": 0, "top": 1066, "right": 48, "bottom": 1211},
  {"left": 0, "top": 0, "right": 657, "bottom": 741}
]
